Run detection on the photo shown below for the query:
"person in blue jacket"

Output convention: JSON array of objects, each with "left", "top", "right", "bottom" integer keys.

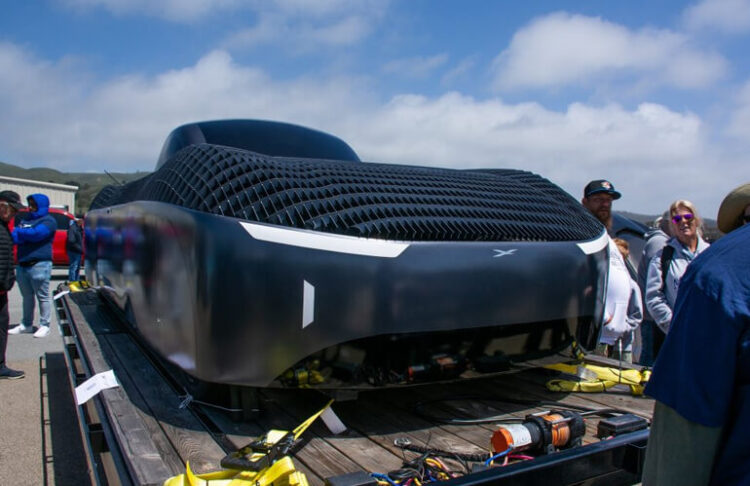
[
  {"left": 8, "top": 194, "right": 57, "bottom": 339},
  {"left": 642, "top": 185, "right": 750, "bottom": 485}
]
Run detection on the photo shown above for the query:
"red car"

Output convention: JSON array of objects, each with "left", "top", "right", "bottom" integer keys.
[{"left": 11, "top": 207, "right": 83, "bottom": 266}]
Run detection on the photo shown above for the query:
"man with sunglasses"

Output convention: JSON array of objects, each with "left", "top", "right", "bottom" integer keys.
[
  {"left": 642, "top": 191, "right": 750, "bottom": 485},
  {"left": 0, "top": 191, "right": 25, "bottom": 379},
  {"left": 645, "top": 200, "right": 710, "bottom": 350}
]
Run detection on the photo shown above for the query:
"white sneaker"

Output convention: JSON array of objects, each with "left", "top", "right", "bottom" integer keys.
[
  {"left": 8, "top": 325, "right": 34, "bottom": 335},
  {"left": 33, "top": 326, "right": 50, "bottom": 338}
]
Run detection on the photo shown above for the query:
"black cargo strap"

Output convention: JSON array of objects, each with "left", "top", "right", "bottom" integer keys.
[{"left": 659, "top": 246, "right": 675, "bottom": 293}]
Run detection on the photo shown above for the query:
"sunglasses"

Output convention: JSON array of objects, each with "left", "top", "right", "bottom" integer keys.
[{"left": 672, "top": 213, "right": 694, "bottom": 224}]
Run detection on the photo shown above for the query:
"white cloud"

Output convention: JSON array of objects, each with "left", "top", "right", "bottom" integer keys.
[
  {"left": 61, "top": 0, "right": 389, "bottom": 51},
  {"left": 222, "top": 1, "right": 389, "bottom": 52},
  {"left": 492, "top": 12, "right": 727, "bottom": 91},
  {"left": 441, "top": 56, "right": 477, "bottom": 86},
  {"left": 383, "top": 54, "right": 449, "bottom": 78},
  {"left": 683, "top": 0, "right": 750, "bottom": 33},
  {"left": 223, "top": 13, "right": 375, "bottom": 51},
  {"left": 728, "top": 79, "right": 750, "bottom": 138},
  {"left": 61, "top": 0, "right": 244, "bottom": 22},
  {"left": 0, "top": 42, "right": 738, "bottom": 216}
]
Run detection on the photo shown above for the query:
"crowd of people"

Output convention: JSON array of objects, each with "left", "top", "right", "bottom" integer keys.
[
  {"left": 0, "top": 190, "right": 83, "bottom": 380},
  {"left": 582, "top": 179, "right": 750, "bottom": 486}
]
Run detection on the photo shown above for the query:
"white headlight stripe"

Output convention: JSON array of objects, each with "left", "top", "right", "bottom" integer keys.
[
  {"left": 240, "top": 221, "right": 410, "bottom": 258},
  {"left": 576, "top": 230, "right": 609, "bottom": 255}
]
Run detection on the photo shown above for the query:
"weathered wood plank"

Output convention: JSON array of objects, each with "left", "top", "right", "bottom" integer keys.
[
  {"left": 261, "top": 389, "right": 405, "bottom": 476},
  {"left": 65, "top": 294, "right": 180, "bottom": 485},
  {"left": 200, "top": 400, "right": 328, "bottom": 486},
  {"left": 104, "top": 333, "right": 227, "bottom": 474}
]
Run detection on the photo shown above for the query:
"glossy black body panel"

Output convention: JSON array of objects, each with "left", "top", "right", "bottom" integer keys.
[
  {"left": 85, "top": 201, "right": 607, "bottom": 387},
  {"left": 156, "top": 119, "right": 360, "bottom": 168}
]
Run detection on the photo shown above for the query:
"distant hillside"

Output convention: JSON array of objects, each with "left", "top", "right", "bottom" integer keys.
[{"left": 0, "top": 161, "right": 150, "bottom": 215}]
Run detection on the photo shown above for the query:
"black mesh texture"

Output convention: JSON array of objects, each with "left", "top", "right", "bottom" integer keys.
[{"left": 90, "top": 144, "right": 602, "bottom": 242}]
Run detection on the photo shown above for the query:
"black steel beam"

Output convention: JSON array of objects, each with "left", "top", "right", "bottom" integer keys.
[{"left": 444, "top": 429, "right": 649, "bottom": 486}]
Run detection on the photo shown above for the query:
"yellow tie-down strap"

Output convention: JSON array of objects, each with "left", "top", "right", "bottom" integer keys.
[
  {"left": 544, "top": 363, "right": 651, "bottom": 396},
  {"left": 163, "top": 399, "right": 333, "bottom": 486},
  {"left": 164, "top": 456, "right": 308, "bottom": 486}
]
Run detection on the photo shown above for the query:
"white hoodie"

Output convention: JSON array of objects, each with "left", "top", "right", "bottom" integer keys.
[{"left": 599, "top": 237, "right": 643, "bottom": 345}]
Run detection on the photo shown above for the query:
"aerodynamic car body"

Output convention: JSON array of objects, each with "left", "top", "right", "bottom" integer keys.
[{"left": 85, "top": 120, "right": 610, "bottom": 388}]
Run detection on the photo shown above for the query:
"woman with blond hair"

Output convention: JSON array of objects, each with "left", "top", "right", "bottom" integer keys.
[{"left": 645, "top": 200, "right": 710, "bottom": 356}]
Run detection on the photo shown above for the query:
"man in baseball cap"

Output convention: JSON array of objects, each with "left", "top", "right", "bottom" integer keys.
[
  {"left": 0, "top": 191, "right": 24, "bottom": 210},
  {"left": 582, "top": 179, "right": 621, "bottom": 233}
]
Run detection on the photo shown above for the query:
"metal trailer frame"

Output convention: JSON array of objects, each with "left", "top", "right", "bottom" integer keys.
[{"left": 55, "top": 290, "right": 134, "bottom": 486}]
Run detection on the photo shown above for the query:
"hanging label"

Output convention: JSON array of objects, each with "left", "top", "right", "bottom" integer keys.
[
  {"left": 501, "top": 424, "right": 533, "bottom": 448},
  {"left": 75, "top": 370, "right": 119, "bottom": 405},
  {"left": 321, "top": 406, "right": 347, "bottom": 434}
]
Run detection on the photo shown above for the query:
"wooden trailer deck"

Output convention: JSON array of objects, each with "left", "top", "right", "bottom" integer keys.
[{"left": 56, "top": 288, "right": 653, "bottom": 486}]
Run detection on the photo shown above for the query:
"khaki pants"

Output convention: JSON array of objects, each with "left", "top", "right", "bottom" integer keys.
[
  {"left": 642, "top": 401, "right": 721, "bottom": 486},
  {"left": 595, "top": 343, "right": 633, "bottom": 363}
]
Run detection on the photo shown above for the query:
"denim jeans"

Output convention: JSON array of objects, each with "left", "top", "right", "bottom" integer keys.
[
  {"left": 639, "top": 319, "right": 657, "bottom": 366},
  {"left": 16, "top": 260, "right": 52, "bottom": 328},
  {"left": 68, "top": 252, "right": 82, "bottom": 281},
  {"left": 595, "top": 330, "right": 634, "bottom": 363}
]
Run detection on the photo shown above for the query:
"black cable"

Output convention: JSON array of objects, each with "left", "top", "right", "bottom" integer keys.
[
  {"left": 396, "top": 441, "right": 489, "bottom": 463},
  {"left": 413, "top": 394, "right": 639, "bottom": 425}
]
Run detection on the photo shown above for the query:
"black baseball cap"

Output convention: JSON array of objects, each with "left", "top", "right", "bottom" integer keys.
[
  {"left": 583, "top": 180, "right": 621, "bottom": 200},
  {"left": 0, "top": 190, "right": 24, "bottom": 210}
]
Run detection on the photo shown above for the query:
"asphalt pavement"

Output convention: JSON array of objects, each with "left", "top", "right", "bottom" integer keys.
[{"left": 0, "top": 269, "right": 89, "bottom": 486}]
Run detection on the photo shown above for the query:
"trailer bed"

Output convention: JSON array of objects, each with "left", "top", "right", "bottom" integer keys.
[{"left": 56, "top": 288, "right": 653, "bottom": 486}]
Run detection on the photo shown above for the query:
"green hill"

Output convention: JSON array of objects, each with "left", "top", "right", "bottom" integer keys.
[{"left": 0, "top": 161, "right": 150, "bottom": 215}]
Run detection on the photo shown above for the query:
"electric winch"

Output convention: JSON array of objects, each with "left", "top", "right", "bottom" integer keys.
[{"left": 491, "top": 410, "right": 586, "bottom": 455}]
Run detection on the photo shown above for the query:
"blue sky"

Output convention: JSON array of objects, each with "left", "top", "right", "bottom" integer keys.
[{"left": 2, "top": 0, "right": 750, "bottom": 217}]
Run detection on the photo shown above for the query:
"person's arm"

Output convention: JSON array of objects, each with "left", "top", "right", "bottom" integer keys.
[
  {"left": 626, "top": 278, "right": 643, "bottom": 330},
  {"left": 645, "top": 253, "right": 672, "bottom": 332},
  {"left": 642, "top": 401, "right": 722, "bottom": 486},
  {"left": 12, "top": 219, "right": 55, "bottom": 244}
]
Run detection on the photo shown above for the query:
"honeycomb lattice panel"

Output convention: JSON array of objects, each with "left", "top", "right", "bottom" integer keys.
[{"left": 90, "top": 144, "right": 601, "bottom": 242}]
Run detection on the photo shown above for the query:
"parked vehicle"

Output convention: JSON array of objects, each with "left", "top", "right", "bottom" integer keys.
[{"left": 86, "top": 119, "right": 609, "bottom": 389}]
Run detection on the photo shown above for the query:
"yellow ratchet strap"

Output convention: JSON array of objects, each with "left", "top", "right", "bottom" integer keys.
[
  {"left": 544, "top": 363, "right": 651, "bottom": 396},
  {"left": 164, "top": 456, "right": 308, "bottom": 486},
  {"left": 163, "top": 400, "right": 334, "bottom": 486}
]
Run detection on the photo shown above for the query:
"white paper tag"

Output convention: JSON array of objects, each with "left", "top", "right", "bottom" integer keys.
[
  {"left": 502, "top": 424, "right": 533, "bottom": 448},
  {"left": 75, "top": 370, "right": 119, "bottom": 405},
  {"left": 53, "top": 290, "right": 70, "bottom": 301},
  {"left": 320, "top": 406, "right": 347, "bottom": 435}
]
